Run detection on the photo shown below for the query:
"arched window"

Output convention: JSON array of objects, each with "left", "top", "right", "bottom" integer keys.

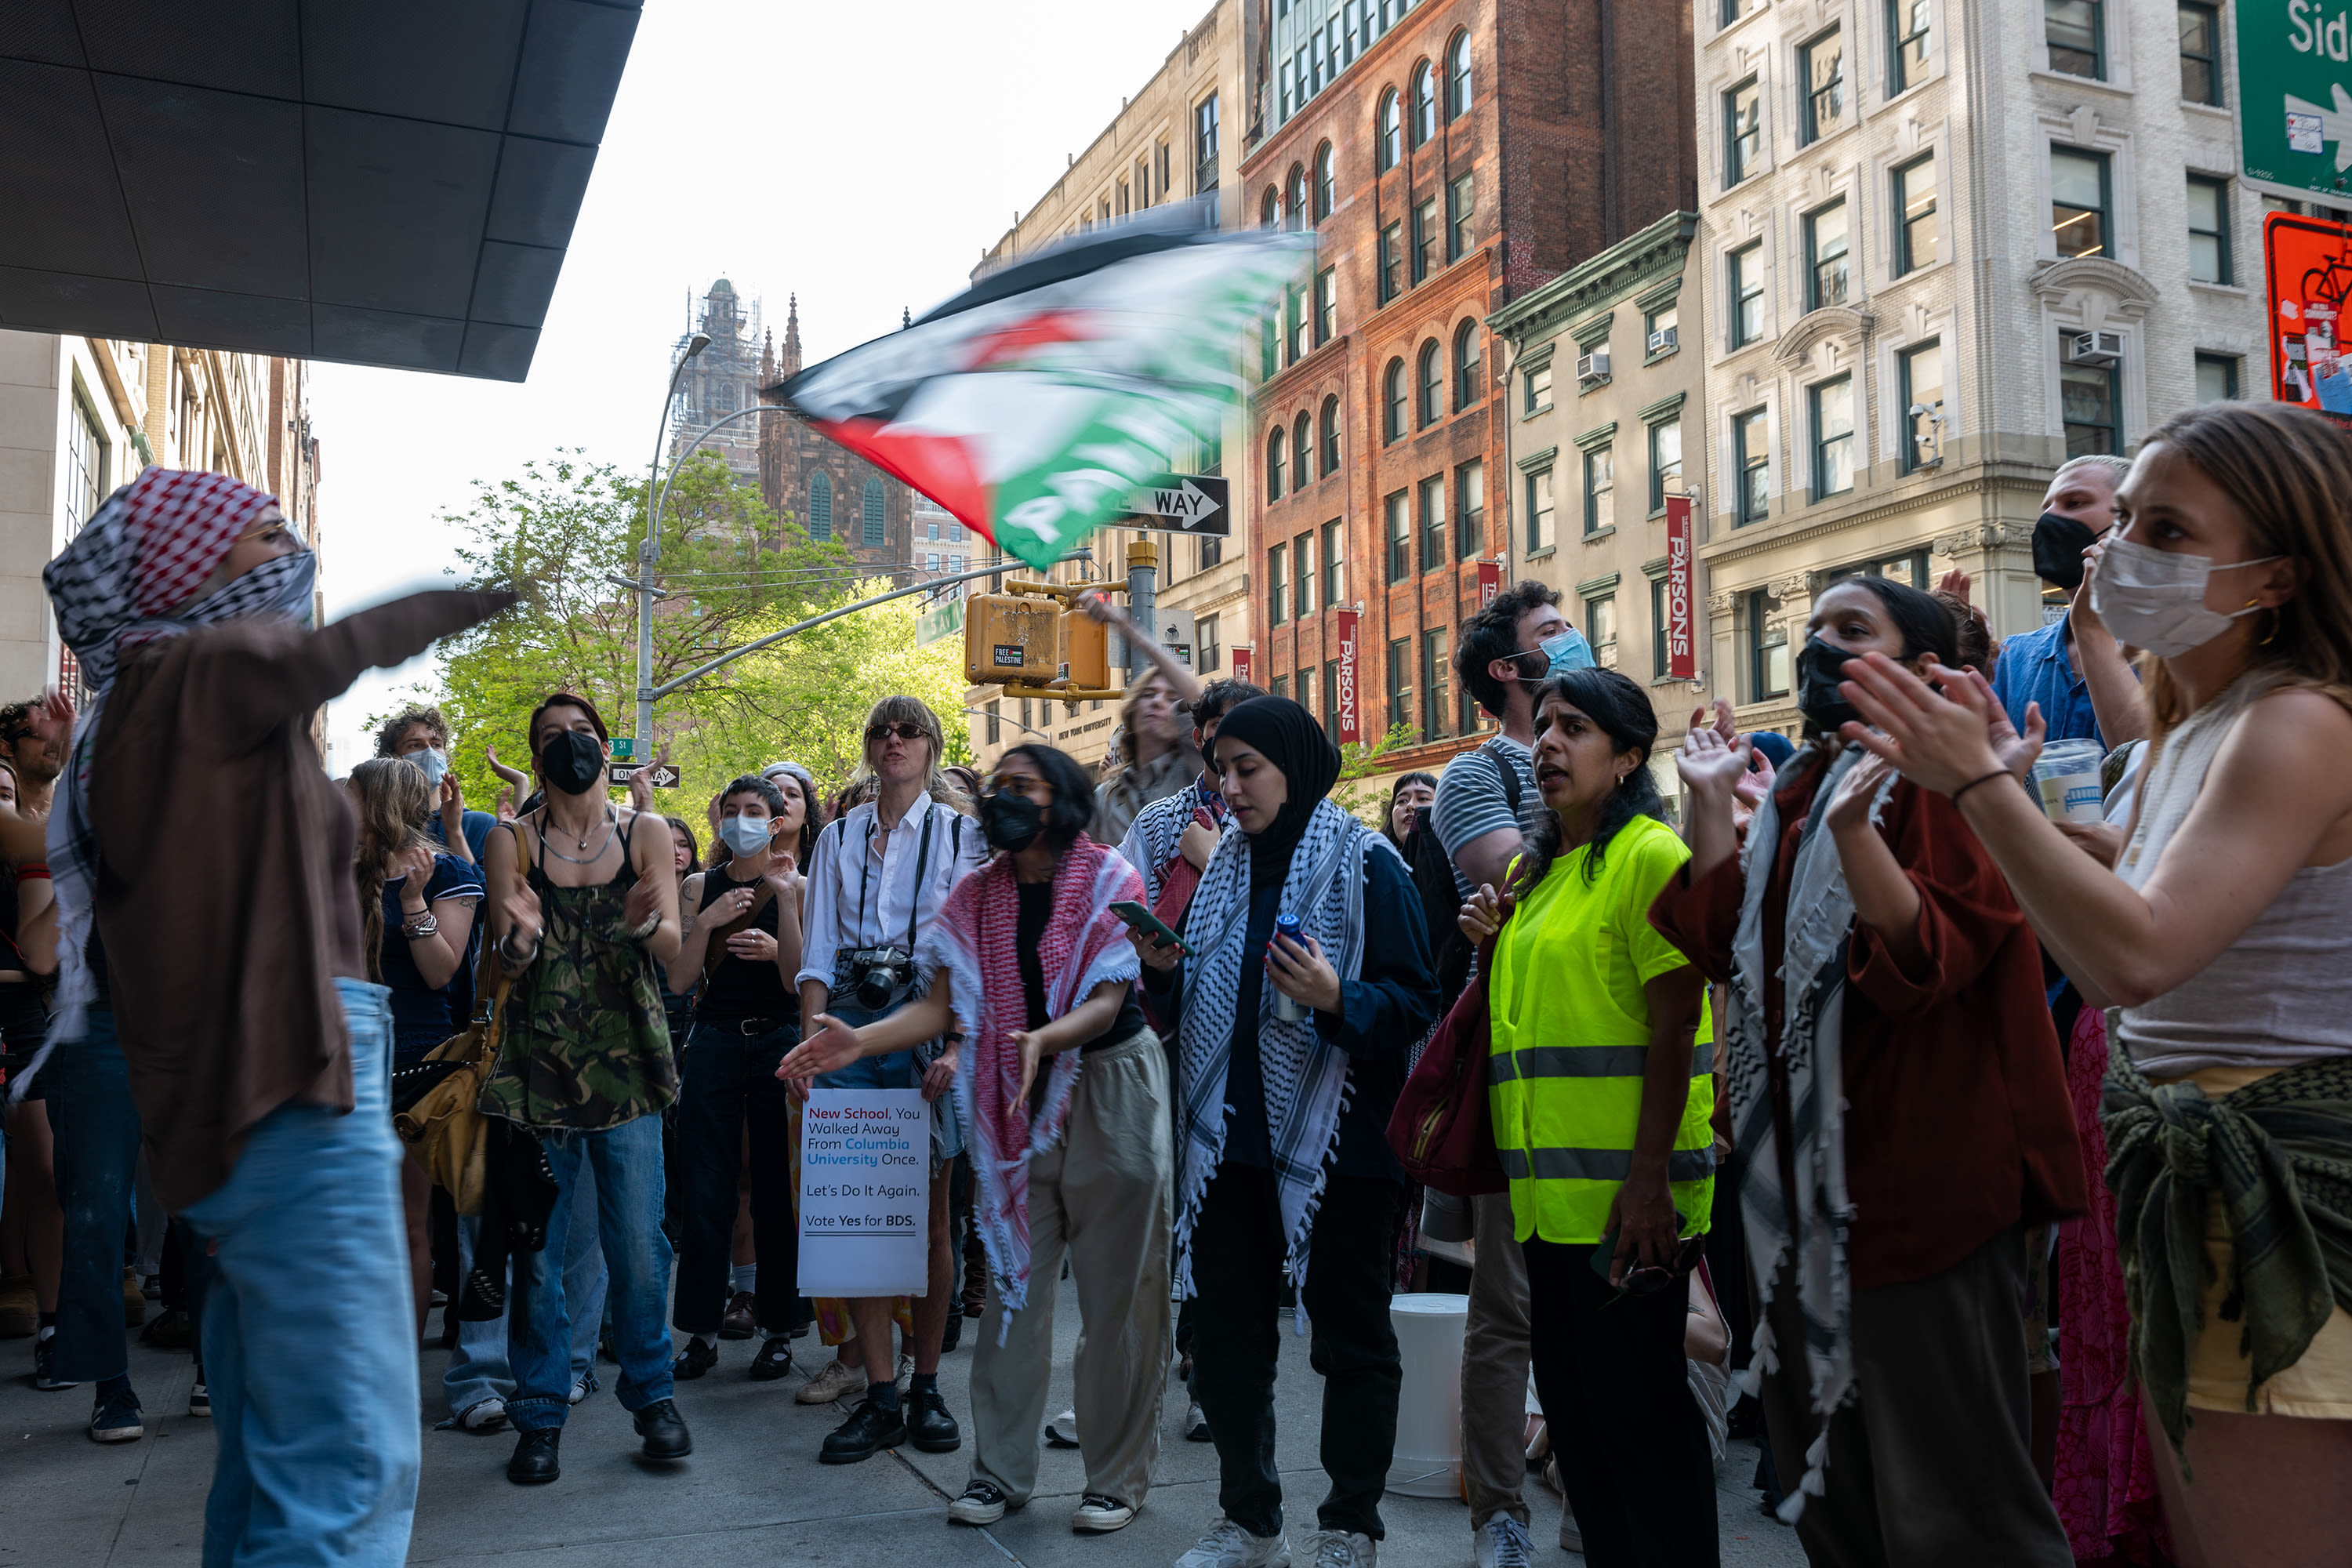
[
  {"left": 1314, "top": 142, "right": 1335, "bottom": 220},
  {"left": 1446, "top": 31, "right": 1472, "bottom": 119},
  {"left": 1267, "top": 427, "right": 1287, "bottom": 502},
  {"left": 1384, "top": 358, "right": 1407, "bottom": 442},
  {"left": 1410, "top": 63, "right": 1436, "bottom": 147},
  {"left": 1417, "top": 339, "right": 1442, "bottom": 426},
  {"left": 1261, "top": 187, "right": 1279, "bottom": 230},
  {"left": 1294, "top": 411, "right": 1313, "bottom": 484},
  {"left": 1454, "top": 320, "right": 1482, "bottom": 411},
  {"left": 1285, "top": 165, "right": 1307, "bottom": 232},
  {"left": 1376, "top": 90, "right": 1401, "bottom": 172},
  {"left": 862, "top": 476, "right": 885, "bottom": 546},
  {"left": 807, "top": 470, "right": 832, "bottom": 541},
  {"left": 1320, "top": 394, "right": 1341, "bottom": 473}
]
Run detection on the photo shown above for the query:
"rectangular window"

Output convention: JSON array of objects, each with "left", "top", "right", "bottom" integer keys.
[
  {"left": 1388, "top": 637, "right": 1413, "bottom": 735},
  {"left": 1423, "top": 628, "right": 1450, "bottom": 742},
  {"left": 66, "top": 388, "right": 106, "bottom": 533},
  {"left": 1646, "top": 302, "right": 1680, "bottom": 357},
  {"left": 1386, "top": 489, "right": 1411, "bottom": 581},
  {"left": 1722, "top": 0, "right": 1761, "bottom": 20},
  {"left": 1379, "top": 222, "right": 1403, "bottom": 303},
  {"left": 1802, "top": 28, "right": 1844, "bottom": 144},
  {"left": 1730, "top": 242, "right": 1765, "bottom": 347},
  {"left": 2179, "top": 2, "right": 2221, "bottom": 105},
  {"left": 1447, "top": 172, "right": 1475, "bottom": 260},
  {"left": 1821, "top": 550, "right": 1929, "bottom": 589},
  {"left": 1726, "top": 78, "right": 1762, "bottom": 187},
  {"left": 2187, "top": 175, "right": 2231, "bottom": 285},
  {"left": 1811, "top": 376, "right": 1855, "bottom": 499},
  {"left": 1156, "top": 142, "right": 1171, "bottom": 201},
  {"left": 2195, "top": 352, "right": 2240, "bottom": 404},
  {"left": 1200, "top": 613, "right": 1221, "bottom": 672},
  {"left": 1298, "top": 530, "right": 1317, "bottom": 615},
  {"left": 1456, "top": 459, "right": 1484, "bottom": 559},
  {"left": 1587, "top": 592, "right": 1617, "bottom": 650},
  {"left": 1268, "top": 542, "right": 1288, "bottom": 625},
  {"left": 1280, "top": 60, "right": 1294, "bottom": 120},
  {"left": 1650, "top": 418, "right": 1682, "bottom": 510},
  {"left": 986, "top": 701, "right": 1001, "bottom": 746},
  {"left": 1735, "top": 407, "right": 1771, "bottom": 524},
  {"left": 1526, "top": 468, "right": 1556, "bottom": 552},
  {"left": 1324, "top": 660, "right": 1344, "bottom": 745},
  {"left": 1899, "top": 339, "right": 1944, "bottom": 473},
  {"left": 1583, "top": 447, "right": 1614, "bottom": 535},
  {"left": 1288, "top": 281, "right": 1310, "bottom": 362},
  {"left": 2046, "top": 0, "right": 2103, "bottom": 79},
  {"left": 1413, "top": 197, "right": 1439, "bottom": 282},
  {"left": 1194, "top": 93, "right": 1221, "bottom": 194},
  {"left": 1806, "top": 199, "right": 1850, "bottom": 310},
  {"left": 1324, "top": 517, "right": 1345, "bottom": 604},
  {"left": 1526, "top": 361, "right": 1554, "bottom": 412},
  {"left": 2051, "top": 147, "right": 2111, "bottom": 259},
  {"left": 1748, "top": 590, "right": 1791, "bottom": 701},
  {"left": 1200, "top": 532, "right": 1222, "bottom": 568},
  {"left": 1894, "top": 155, "right": 1939, "bottom": 274},
  {"left": 1315, "top": 267, "right": 1338, "bottom": 343},
  {"left": 1889, "top": 0, "right": 1930, "bottom": 91},
  {"left": 2060, "top": 336, "right": 2122, "bottom": 456},
  {"left": 1272, "top": 674, "right": 1289, "bottom": 702},
  {"left": 1021, "top": 696, "right": 1033, "bottom": 733},
  {"left": 1419, "top": 474, "right": 1447, "bottom": 569}
]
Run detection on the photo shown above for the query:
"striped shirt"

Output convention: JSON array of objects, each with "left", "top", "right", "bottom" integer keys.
[{"left": 1430, "top": 736, "right": 1538, "bottom": 902}]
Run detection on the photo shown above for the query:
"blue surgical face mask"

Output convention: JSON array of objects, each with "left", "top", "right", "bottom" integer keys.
[
  {"left": 720, "top": 814, "right": 775, "bottom": 857},
  {"left": 1512, "top": 628, "right": 1595, "bottom": 678},
  {"left": 412, "top": 747, "right": 449, "bottom": 790}
]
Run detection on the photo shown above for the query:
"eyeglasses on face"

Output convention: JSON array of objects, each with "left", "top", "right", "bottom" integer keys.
[
  {"left": 866, "top": 721, "right": 928, "bottom": 743},
  {"left": 981, "top": 771, "right": 1050, "bottom": 800}
]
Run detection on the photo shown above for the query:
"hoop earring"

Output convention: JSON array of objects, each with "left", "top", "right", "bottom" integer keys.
[{"left": 2260, "top": 606, "right": 2282, "bottom": 646}]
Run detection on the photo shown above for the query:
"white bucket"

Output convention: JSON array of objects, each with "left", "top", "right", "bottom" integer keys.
[{"left": 1387, "top": 1291, "right": 1469, "bottom": 1499}]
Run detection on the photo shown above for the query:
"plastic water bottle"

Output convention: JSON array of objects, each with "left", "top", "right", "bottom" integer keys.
[{"left": 1271, "top": 912, "right": 1311, "bottom": 1022}]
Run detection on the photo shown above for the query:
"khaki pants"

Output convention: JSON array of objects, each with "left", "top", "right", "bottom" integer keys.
[
  {"left": 1462, "top": 1190, "right": 1535, "bottom": 1530},
  {"left": 967, "top": 1028, "right": 1173, "bottom": 1508}
]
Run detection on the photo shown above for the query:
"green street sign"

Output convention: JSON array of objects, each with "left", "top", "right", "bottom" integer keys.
[
  {"left": 916, "top": 596, "right": 965, "bottom": 648},
  {"left": 2243, "top": 0, "right": 2352, "bottom": 201},
  {"left": 610, "top": 736, "right": 636, "bottom": 760}
]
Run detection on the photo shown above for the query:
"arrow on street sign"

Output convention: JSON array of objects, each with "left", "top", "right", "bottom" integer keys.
[
  {"left": 1122, "top": 474, "right": 1229, "bottom": 536},
  {"left": 609, "top": 763, "right": 681, "bottom": 789}
]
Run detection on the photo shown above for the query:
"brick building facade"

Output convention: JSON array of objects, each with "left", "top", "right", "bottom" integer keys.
[{"left": 1242, "top": 0, "right": 1695, "bottom": 779}]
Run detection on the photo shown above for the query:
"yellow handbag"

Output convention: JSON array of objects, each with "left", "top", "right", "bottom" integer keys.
[{"left": 393, "top": 822, "right": 528, "bottom": 1216}]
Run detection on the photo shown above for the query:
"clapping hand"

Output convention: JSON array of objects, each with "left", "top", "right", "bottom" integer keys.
[
  {"left": 1676, "top": 710, "right": 1754, "bottom": 797},
  {"left": 1835, "top": 654, "right": 2008, "bottom": 796},
  {"left": 387, "top": 841, "right": 437, "bottom": 910},
  {"left": 1821, "top": 752, "right": 1896, "bottom": 836},
  {"left": 762, "top": 851, "right": 802, "bottom": 908}
]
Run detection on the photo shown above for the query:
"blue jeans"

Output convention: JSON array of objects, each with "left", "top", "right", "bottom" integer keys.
[
  {"left": 506, "top": 1112, "right": 673, "bottom": 1432},
  {"left": 443, "top": 1171, "right": 607, "bottom": 1417},
  {"left": 183, "top": 978, "right": 419, "bottom": 1568},
  {"left": 817, "top": 1000, "right": 961, "bottom": 1166},
  {"left": 45, "top": 1006, "right": 142, "bottom": 1385}
]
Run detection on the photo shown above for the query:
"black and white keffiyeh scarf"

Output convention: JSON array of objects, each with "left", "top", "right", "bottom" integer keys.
[
  {"left": 1723, "top": 742, "right": 1893, "bottom": 1522},
  {"left": 1171, "top": 797, "right": 1396, "bottom": 1301}
]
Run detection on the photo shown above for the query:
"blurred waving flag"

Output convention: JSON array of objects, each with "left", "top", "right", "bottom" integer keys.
[{"left": 771, "top": 203, "right": 1312, "bottom": 571}]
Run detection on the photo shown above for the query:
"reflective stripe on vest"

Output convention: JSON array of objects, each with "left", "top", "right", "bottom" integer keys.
[
  {"left": 1490, "top": 1038, "right": 1718, "bottom": 1243},
  {"left": 1488, "top": 1043, "right": 1711, "bottom": 1083}
]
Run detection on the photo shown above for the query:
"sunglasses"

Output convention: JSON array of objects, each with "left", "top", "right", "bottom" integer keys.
[{"left": 866, "top": 721, "right": 928, "bottom": 743}]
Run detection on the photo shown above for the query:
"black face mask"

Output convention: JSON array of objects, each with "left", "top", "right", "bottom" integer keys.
[
  {"left": 1794, "top": 636, "right": 1864, "bottom": 737},
  {"left": 2031, "top": 510, "right": 2104, "bottom": 591},
  {"left": 981, "top": 791, "right": 1044, "bottom": 854},
  {"left": 538, "top": 729, "right": 605, "bottom": 797}
]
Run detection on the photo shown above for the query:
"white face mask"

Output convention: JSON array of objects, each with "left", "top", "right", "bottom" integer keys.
[
  {"left": 412, "top": 747, "right": 450, "bottom": 790},
  {"left": 2090, "top": 536, "right": 2282, "bottom": 659}
]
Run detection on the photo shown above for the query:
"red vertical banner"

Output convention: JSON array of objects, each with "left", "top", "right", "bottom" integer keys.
[
  {"left": 1664, "top": 496, "right": 1696, "bottom": 680},
  {"left": 1232, "top": 644, "right": 1254, "bottom": 684},
  {"left": 1477, "top": 561, "right": 1500, "bottom": 608},
  {"left": 1335, "top": 608, "right": 1360, "bottom": 744}
]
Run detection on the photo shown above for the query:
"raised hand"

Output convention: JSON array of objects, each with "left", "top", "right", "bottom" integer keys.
[
  {"left": 388, "top": 840, "right": 438, "bottom": 908},
  {"left": 485, "top": 742, "right": 528, "bottom": 797},
  {"left": 493, "top": 785, "right": 517, "bottom": 823},
  {"left": 1935, "top": 568, "right": 1973, "bottom": 607},
  {"left": 1676, "top": 718, "right": 1754, "bottom": 797},
  {"left": 1822, "top": 752, "right": 1896, "bottom": 836},
  {"left": 762, "top": 851, "right": 802, "bottom": 906},
  {"left": 1835, "top": 653, "right": 2006, "bottom": 796}
]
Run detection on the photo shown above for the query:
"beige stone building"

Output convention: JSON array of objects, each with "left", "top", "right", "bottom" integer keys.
[
  {"left": 0, "top": 332, "right": 319, "bottom": 702},
  {"left": 964, "top": 0, "right": 1256, "bottom": 778}
]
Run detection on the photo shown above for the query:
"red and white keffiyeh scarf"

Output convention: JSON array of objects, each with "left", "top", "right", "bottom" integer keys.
[{"left": 927, "top": 835, "right": 1142, "bottom": 1335}]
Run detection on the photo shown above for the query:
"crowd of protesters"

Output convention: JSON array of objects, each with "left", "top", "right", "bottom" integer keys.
[{"left": 5, "top": 408, "right": 2351, "bottom": 1568}]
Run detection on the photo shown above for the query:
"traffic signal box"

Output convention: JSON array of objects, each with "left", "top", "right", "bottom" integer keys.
[{"left": 964, "top": 582, "right": 1122, "bottom": 701}]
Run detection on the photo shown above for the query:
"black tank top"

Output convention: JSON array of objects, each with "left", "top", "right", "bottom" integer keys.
[{"left": 694, "top": 868, "right": 793, "bottom": 1022}]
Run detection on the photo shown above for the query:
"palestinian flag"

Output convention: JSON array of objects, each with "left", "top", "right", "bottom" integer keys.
[{"left": 771, "top": 204, "right": 1312, "bottom": 571}]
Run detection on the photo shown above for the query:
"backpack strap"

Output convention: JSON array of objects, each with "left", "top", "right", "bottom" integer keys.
[{"left": 1487, "top": 738, "right": 1524, "bottom": 825}]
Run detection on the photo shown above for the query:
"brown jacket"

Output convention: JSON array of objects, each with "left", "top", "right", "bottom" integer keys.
[{"left": 90, "top": 590, "right": 510, "bottom": 1211}]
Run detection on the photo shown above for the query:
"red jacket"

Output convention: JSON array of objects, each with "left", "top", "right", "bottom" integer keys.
[{"left": 1649, "top": 768, "right": 2087, "bottom": 1289}]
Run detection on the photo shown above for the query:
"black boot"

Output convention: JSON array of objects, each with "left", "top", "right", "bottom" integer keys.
[
  {"left": 635, "top": 1398, "right": 692, "bottom": 1460},
  {"left": 820, "top": 1392, "right": 909, "bottom": 1464},
  {"left": 507, "top": 1428, "right": 561, "bottom": 1485},
  {"left": 906, "top": 1385, "right": 961, "bottom": 1453}
]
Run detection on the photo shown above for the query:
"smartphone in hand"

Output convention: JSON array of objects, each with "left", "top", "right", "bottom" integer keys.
[{"left": 1109, "top": 900, "right": 1190, "bottom": 956}]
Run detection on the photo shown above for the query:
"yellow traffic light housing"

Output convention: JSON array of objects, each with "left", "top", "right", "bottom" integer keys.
[{"left": 964, "top": 578, "right": 1126, "bottom": 702}]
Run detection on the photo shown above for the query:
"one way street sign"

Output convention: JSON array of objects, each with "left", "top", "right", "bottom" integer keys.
[
  {"left": 1122, "top": 474, "right": 1229, "bottom": 536},
  {"left": 609, "top": 763, "right": 681, "bottom": 789}
]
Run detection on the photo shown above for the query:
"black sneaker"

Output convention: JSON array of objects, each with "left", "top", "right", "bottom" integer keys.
[
  {"left": 32, "top": 1333, "right": 78, "bottom": 1392},
  {"left": 819, "top": 1393, "right": 908, "bottom": 1464},
  {"left": 907, "top": 1385, "right": 961, "bottom": 1454},
  {"left": 507, "top": 1427, "right": 561, "bottom": 1484},
  {"left": 671, "top": 1337, "right": 718, "bottom": 1381},
  {"left": 89, "top": 1385, "right": 143, "bottom": 1443},
  {"left": 748, "top": 1336, "right": 794, "bottom": 1382},
  {"left": 635, "top": 1398, "right": 692, "bottom": 1460}
]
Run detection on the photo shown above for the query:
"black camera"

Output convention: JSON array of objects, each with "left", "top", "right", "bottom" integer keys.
[{"left": 844, "top": 946, "right": 915, "bottom": 1011}]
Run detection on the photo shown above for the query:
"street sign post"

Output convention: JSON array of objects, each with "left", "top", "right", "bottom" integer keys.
[
  {"left": 2240, "top": 0, "right": 2352, "bottom": 203},
  {"left": 1121, "top": 474, "right": 1229, "bottom": 535},
  {"left": 609, "top": 762, "right": 681, "bottom": 789}
]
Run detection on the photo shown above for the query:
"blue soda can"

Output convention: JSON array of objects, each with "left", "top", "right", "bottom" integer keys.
[{"left": 1271, "top": 913, "right": 1311, "bottom": 1022}]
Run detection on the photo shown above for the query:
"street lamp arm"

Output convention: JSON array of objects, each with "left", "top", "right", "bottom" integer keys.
[
  {"left": 963, "top": 705, "right": 1049, "bottom": 739},
  {"left": 646, "top": 402, "right": 786, "bottom": 564}
]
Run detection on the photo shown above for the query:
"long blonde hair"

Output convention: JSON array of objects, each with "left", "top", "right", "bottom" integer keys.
[
  {"left": 350, "top": 757, "right": 435, "bottom": 982},
  {"left": 2132, "top": 403, "right": 2352, "bottom": 741}
]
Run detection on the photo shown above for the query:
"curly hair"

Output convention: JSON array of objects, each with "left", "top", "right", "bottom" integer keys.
[{"left": 374, "top": 702, "right": 451, "bottom": 757}]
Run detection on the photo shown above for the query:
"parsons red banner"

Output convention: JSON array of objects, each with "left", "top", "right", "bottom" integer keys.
[
  {"left": 1231, "top": 645, "right": 1253, "bottom": 684},
  {"left": 1335, "top": 608, "right": 1360, "bottom": 744},
  {"left": 1477, "top": 561, "right": 1500, "bottom": 608},
  {"left": 1664, "top": 496, "right": 1695, "bottom": 680}
]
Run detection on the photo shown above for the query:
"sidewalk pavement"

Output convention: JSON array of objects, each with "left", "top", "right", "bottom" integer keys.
[{"left": 2, "top": 1290, "right": 1805, "bottom": 1566}]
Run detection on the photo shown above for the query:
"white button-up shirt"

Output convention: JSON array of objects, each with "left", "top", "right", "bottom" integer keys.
[{"left": 796, "top": 795, "right": 987, "bottom": 994}]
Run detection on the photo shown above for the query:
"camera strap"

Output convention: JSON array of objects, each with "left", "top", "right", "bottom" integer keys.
[
  {"left": 903, "top": 804, "right": 937, "bottom": 954},
  {"left": 855, "top": 799, "right": 939, "bottom": 957}
]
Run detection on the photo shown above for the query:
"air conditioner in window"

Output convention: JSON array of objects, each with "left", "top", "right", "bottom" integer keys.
[
  {"left": 2066, "top": 330, "right": 2125, "bottom": 368},
  {"left": 1646, "top": 325, "right": 1679, "bottom": 354},
  {"left": 1575, "top": 347, "right": 1611, "bottom": 380}
]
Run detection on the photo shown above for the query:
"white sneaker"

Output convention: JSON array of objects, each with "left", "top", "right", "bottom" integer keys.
[
  {"left": 1473, "top": 1515, "right": 1534, "bottom": 1568},
  {"left": 1073, "top": 1493, "right": 1137, "bottom": 1533},
  {"left": 568, "top": 1372, "right": 594, "bottom": 1406},
  {"left": 1559, "top": 1514, "right": 1583, "bottom": 1554},
  {"left": 949, "top": 1480, "right": 1009, "bottom": 1526},
  {"left": 1044, "top": 1406, "right": 1080, "bottom": 1447},
  {"left": 1302, "top": 1530, "right": 1376, "bottom": 1568},
  {"left": 796, "top": 1356, "right": 868, "bottom": 1406},
  {"left": 896, "top": 1352, "right": 916, "bottom": 1396},
  {"left": 1185, "top": 1400, "right": 1212, "bottom": 1441},
  {"left": 1174, "top": 1517, "right": 1290, "bottom": 1568},
  {"left": 456, "top": 1396, "right": 508, "bottom": 1432}
]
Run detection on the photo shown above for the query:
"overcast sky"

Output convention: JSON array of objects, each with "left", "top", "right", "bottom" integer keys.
[{"left": 320, "top": 0, "right": 1208, "bottom": 771}]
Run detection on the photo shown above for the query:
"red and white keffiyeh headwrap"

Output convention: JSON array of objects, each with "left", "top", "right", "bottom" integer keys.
[
  {"left": 926, "top": 835, "right": 1143, "bottom": 1338},
  {"left": 12, "top": 470, "right": 310, "bottom": 1094}
]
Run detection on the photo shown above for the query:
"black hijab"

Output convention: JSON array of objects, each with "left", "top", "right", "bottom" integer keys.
[{"left": 1212, "top": 697, "right": 1342, "bottom": 887}]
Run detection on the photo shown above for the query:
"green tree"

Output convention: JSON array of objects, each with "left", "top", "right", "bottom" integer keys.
[{"left": 1330, "top": 721, "right": 1421, "bottom": 826}]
